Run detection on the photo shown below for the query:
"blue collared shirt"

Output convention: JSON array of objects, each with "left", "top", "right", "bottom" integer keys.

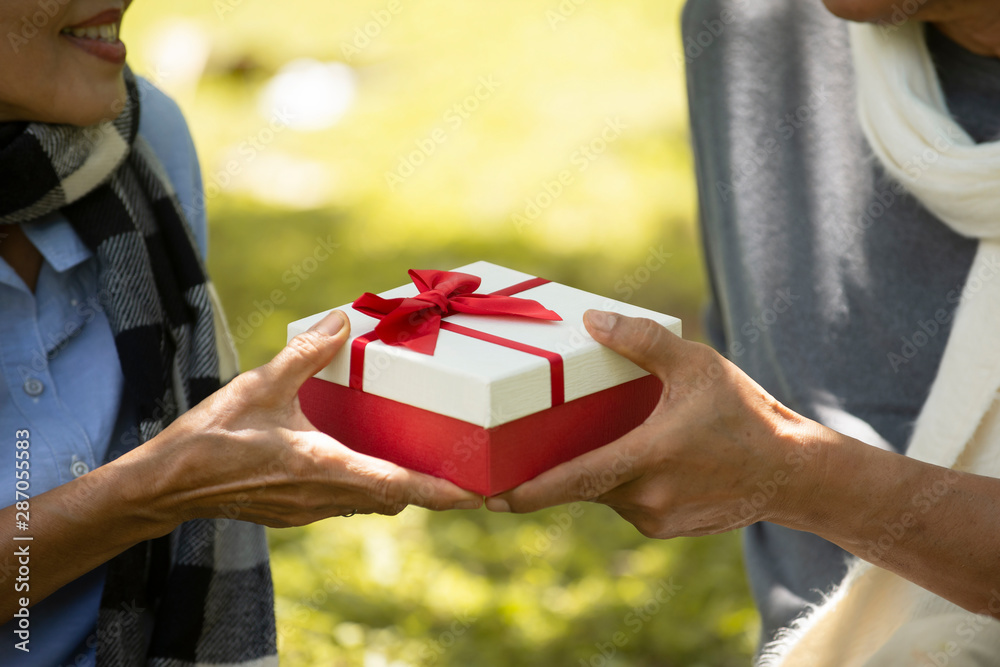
[{"left": 0, "top": 80, "right": 207, "bottom": 666}]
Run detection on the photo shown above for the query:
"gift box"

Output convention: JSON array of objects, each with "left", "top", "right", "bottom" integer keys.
[{"left": 288, "top": 262, "right": 681, "bottom": 496}]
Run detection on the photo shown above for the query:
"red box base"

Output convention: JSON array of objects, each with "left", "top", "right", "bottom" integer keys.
[{"left": 299, "top": 374, "right": 663, "bottom": 496}]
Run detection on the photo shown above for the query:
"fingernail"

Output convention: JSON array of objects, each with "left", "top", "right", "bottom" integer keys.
[
  {"left": 585, "top": 310, "right": 616, "bottom": 334},
  {"left": 453, "top": 500, "right": 481, "bottom": 510},
  {"left": 486, "top": 498, "right": 511, "bottom": 513},
  {"left": 309, "top": 311, "right": 346, "bottom": 336}
]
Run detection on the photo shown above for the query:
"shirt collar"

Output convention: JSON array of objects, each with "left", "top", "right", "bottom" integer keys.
[
  {"left": 0, "top": 216, "right": 93, "bottom": 293},
  {"left": 21, "top": 215, "right": 93, "bottom": 273}
]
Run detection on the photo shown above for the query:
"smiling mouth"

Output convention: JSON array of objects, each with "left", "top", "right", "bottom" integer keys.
[
  {"left": 61, "top": 23, "right": 120, "bottom": 43},
  {"left": 60, "top": 9, "right": 126, "bottom": 65}
]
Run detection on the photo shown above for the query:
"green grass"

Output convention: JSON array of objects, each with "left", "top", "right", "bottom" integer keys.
[
  {"left": 269, "top": 508, "right": 756, "bottom": 667},
  {"left": 123, "top": 0, "right": 758, "bottom": 663}
]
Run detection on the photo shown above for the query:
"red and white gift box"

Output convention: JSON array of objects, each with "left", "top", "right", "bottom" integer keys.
[{"left": 288, "top": 261, "right": 681, "bottom": 496}]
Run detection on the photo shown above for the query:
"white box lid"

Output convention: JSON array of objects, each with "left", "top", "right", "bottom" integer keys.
[{"left": 287, "top": 261, "right": 681, "bottom": 428}]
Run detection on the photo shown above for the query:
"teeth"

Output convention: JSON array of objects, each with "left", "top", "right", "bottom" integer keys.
[{"left": 63, "top": 23, "right": 119, "bottom": 43}]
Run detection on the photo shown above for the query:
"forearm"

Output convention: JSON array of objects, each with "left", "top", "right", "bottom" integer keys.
[
  {"left": 0, "top": 447, "right": 175, "bottom": 621},
  {"left": 778, "top": 418, "right": 1000, "bottom": 617},
  {"left": 0, "top": 311, "right": 480, "bottom": 623},
  {"left": 496, "top": 315, "right": 1000, "bottom": 616}
]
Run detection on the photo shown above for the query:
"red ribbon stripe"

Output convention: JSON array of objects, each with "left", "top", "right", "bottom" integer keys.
[{"left": 348, "top": 275, "right": 565, "bottom": 407}]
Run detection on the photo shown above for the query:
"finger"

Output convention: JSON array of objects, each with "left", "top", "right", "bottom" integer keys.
[
  {"left": 485, "top": 424, "right": 650, "bottom": 514},
  {"left": 384, "top": 464, "right": 484, "bottom": 512},
  {"left": 583, "top": 311, "right": 683, "bottom": 379},
  {"left": 310, "top": 437, "right": 483, "bottom": 512},
  {"left": 257, "top": 310, "right": 351, "bottom": 404},
  {"left": 359, "top": 458, "right": 483, "bottom": 512}
]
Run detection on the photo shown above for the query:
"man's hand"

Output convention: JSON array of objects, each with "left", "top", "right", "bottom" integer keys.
[
  {"left": 134, "top": 309, "right": 483, "bottom": 531},
  {"left": 486, "top": 310, "right": 1000, "bottom": 619},
  {"left": 485, "top": 309, "right": 816, "bottom": 538}
]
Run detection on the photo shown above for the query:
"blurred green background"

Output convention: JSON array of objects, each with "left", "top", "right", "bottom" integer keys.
[{"left": 125, "top": 0, "right": 758, "bottom": 664}]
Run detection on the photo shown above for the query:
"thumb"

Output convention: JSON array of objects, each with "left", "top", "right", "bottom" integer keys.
[
  {"left": 262, "top": 310, "right": 351, "bottom": 404},
  {"left": 583, "top": 310, "right": 680, "bottom": 378}
]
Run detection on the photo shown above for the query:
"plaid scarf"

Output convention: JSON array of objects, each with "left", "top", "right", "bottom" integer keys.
[{"left": 0, "top": 71, "right": 277, "bottom": 666}]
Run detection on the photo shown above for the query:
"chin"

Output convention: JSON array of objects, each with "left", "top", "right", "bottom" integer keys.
[
  {"left": 821, "top": 0, "right": 897, "bottom": 22},
  {"left": 53, "top": 74, "right": 128, "bottom": 127}
]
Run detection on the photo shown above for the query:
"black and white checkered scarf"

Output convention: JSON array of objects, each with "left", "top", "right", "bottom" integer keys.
[{"left": 0, "top": 71, "right": 277, "bottom": 666}]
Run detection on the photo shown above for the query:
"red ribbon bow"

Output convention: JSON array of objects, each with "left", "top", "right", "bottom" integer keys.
[{"left": 352, "top": 269, "right": 562, "bottom": 355}]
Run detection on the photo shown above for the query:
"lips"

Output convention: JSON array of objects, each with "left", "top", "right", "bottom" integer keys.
[{"left": 60, "top": 8, "right": 126, "bottom": 65}]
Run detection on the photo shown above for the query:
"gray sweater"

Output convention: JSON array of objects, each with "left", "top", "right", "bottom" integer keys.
[{"left": 681, "top": 0, "right": 1000, "bottom": 647}]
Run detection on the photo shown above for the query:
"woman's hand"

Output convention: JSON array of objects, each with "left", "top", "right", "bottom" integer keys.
[
  {"left": 132, "top": 309, "right": 483, "bottom": 531},
  {"left": 1, "top": 310, "right": 481, "bottom": 622}
]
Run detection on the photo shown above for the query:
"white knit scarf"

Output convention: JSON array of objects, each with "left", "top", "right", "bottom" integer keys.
[{"left": 759, "top": 20, "right": 1000, "bottom": 667}]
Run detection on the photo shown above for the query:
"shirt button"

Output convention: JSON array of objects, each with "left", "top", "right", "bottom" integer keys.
[
  {"left": 71, "top": 458, "right": 90, "bottom": 478},
  {"left": 23, "top": 378, "right": 44, "bottom": 397}
]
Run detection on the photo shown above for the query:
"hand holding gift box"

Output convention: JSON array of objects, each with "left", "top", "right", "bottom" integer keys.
[
  {"left": 486, "top": 308, "right": 832, "bottom": 545},
  {"left": 289, "top": 262, "right": 681, "bottom": 496}
]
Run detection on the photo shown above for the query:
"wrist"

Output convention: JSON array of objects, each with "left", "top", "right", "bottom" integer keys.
[
  {"left": 764, "top": 414, "right": 868, "bottom": 533},
  {"left": 108, "top": 429, "right": 194, "bottom": 537},
  {"left": 767, "top": 415, "right": 913, "bottom": 552}
]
